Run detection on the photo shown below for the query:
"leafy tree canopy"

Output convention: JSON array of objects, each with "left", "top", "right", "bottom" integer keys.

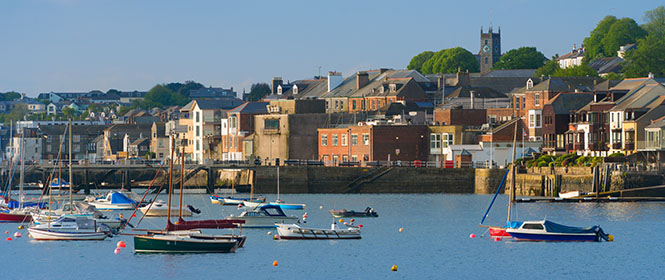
[
  {"left": 492, "top": 47, "right": 547, "bottom": 70},
  {"left": 583, "top": 16, "right": 618, "bottom": 62},
  {"left": 406, "top": 51, "right": 434, "bottom": 73},
  {"left": 420, "top": 47, "right": 480, "bottom": 74},
  {"left": 140, "top": 84, "right": 188, "bottom": 109},
  {"left": 165, "top": 81, "right": 204, "bottom": 98},
  {"left": 552, "top": 64, "right": 598, "bottom": 77},
  {"left": 643, "top": 6, "right": 665, "bottom": 38},
  {"left": 600, "top": 18, "right": 647, "bottom": 57},
  {"left": 623, "top": 35, "right": 665, "bottom": 78},
  {"left": 247, "top": 83, "right": 271, "bottom": 101},
  {"left": 535, "top": 59, "right": 560, "bottom": 77},
  {"left": 107, "top": 89, "right": 121, "bottom": 95},
  {"left": 1, "top": 92, "right": 22, "bottom": 101}
]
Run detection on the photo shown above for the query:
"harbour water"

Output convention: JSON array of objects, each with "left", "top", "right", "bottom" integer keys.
[{"left": 2, "top": 193, "right": 665, "bottom": 279}]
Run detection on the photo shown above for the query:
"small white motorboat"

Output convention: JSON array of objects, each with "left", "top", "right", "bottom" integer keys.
[
  {"left": 226, "top": 204, "right": 298, "bottom": 228},
  {"left": 275, "top": 222, "right": 361, "bottom": 240},
  {"left": 88, "top": 191, "right": 137, "bottom": 210},
  {"left": 28, "top": 216, "right": 111, "bottom": 241},
  {"left": 139, "top": 200, "right": 194, "bottom": 217}
]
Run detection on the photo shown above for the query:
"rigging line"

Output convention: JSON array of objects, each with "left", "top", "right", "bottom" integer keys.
[
  {"left": 122, "top": 162, "right": 165, "bottom": 231},
  {"left": 35, "top": 124, "right": 69, "bottom": 208},
  {"left": 133, "top": 164, "right": 170, "bottom": 229}
]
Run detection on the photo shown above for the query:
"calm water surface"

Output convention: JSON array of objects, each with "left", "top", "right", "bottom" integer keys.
[{"left": 2, "top": 193, "right": 664, "bottom": 279}]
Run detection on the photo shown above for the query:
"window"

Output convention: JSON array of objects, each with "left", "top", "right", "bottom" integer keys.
[
  {"left": 485, "top": 57, "right": 488, "bottom": 64},
  {"left": 196, "top": 141, "right": 200, "bottom": 151},
  {"left": 536, "top": 114, "right": 541, "bottom": 127},
  {"left": 363, "top": 154, "right": 369, "bottom": 161},
  {"left": 341, "top": 134, "right": 347, "bottom": 146},
  {"left": 332, "top": 155, "right": 339, "bottom": 165},
  {"left": 196, "top": 126, "right": 200, "bottom": 137},
  {"left": 522, "top": 223, "right": 544, "bottom": 230},
  {"left": 442, "top": 133, "right": 454, "bottom": 148},
  {"left": 351, "top": 134, "right": 358, "bottom": 146},
  {"left": 515, "top": 97, "right": 520, "bottom": 110},
  {"left": 264, "top": 119, "right": 280, "bottom": 130},
  {"left": 73, "top": 135, "right": 80, "bottom": 142},
  {"left": 321, "top": 134, "right": 327, "bottom": 146},
  {"left": 74, "top": 144, "right": 80, "bottom": 152},
  {"left": 342, "top": 155, "right": 348, "bottom": 162},
  {"left": 332, "top": 134, "right": 338, "bottom": 146},
  {"left": 528, "top": 110, "right": 541, "bottom": 128},
  {"left": 362, "top": 134, "right": 369, "bottom": 145},
  {"left": 522, "top": 97, "right": 525, "bottom": 109},
  {"left": 352, "top": 155, "right": 358, "bottom": 162},
  {"left": 195, "top": 112, "right": 200, "bottom": 123},
  {"left": 430, "top": 133, "right": 441, "bottom": 149},
  {"left": 534, "top": 93, "right": 540, "bottom": 106},
  {"left": 352, "top": 100, "right": 356, "bottom": 110}
]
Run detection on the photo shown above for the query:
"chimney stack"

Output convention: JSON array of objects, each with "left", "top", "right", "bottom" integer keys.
[
  {"left": 356, "top": 71, "right": 369, "bottom": 90},
  {"left": 328, "top": 71, "right": 343, "bottom": 92},
  {"left": 470, "top": 90, "right": 475, "bottom": 109},
  {"left": 648, "top": 72, "right": 655, "bottom": 79},
  {"left": 271, "top": 77, "right": 283, "bottom": 95}
]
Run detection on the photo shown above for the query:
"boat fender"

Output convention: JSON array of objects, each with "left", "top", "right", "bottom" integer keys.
[{"left": 186, "top": 205, "right": 201, "bottom": 214}]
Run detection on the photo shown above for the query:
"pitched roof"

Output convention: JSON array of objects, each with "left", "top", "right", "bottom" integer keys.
[
  {"left": 525, "top": 77, "right": 599, "bottom": 92},
  {"left": 192, "top": 99, "right": 245, "bottom": 110},
  {"left": 557, "top": 48, "right": 585, "bottom": 60},
  {"left": 229, "top": 102, "right": 269, "bottom": 114},
  {"left": 130, "top": 138, "right": 149, "bottom": 146},
  {"left": 447, "top": 86, "right": 506, "bottom": 99},
  {"left": 481, "top": 69, "right": 536, "bottom": 78},
  {"left": 547, "top": 93, "right": 594, "bottom": 114},
  {"left": 593, "top": 80, "right": 621, "bottom": 91},
  {"left": 612, "top": 83, "right": 665, "bottom": 111},
  {"left": 589, "top": 57, "right": 624, "bottom": 74},
  {"left": 322, "top": 70, "right": 387, "bottom": 98}
]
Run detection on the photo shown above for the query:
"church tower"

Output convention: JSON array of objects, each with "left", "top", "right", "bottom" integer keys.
[{"left": 479, "top": 26, "right": 501, "bottom": 74}]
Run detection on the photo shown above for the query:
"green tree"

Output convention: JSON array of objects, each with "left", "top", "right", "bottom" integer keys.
[
  {"left": 177, "top": 81, "right": 204, "bottom": 97},
  {"left": 407, "top": 51, "right": 434, "bottom": 72},
  {"left": 583, "top": 16, "right": 618, "bottom": 62},
  {"left": 492, "top": 47, "right": 547, "bottom": 70},
  {"left": 106, "top": 89, "right": 121, "bottom": 95},
  {"left": 603, "top": 72, "right": 624, "bottom": 80},
  {"left": 62, "top": 107, "right": 76, "bottom": 119},
  {"left": 623, "top": 35, "right": 665, "bottom": 78},
  {"left": 3, "top": 104, "right": 29, "bottom": 125},
  {"left": 600, "top": 18, "right": 647, "bottom": 57},
  {"left": 247, "top": 83, "right": 271, "bottom": 101},
  {"left": 117, "top": 105, "right": 132, "bottom": 116},
  {"left": 535, "top": 59, "right": 560, "bottom": 77},
  {"left": 553, "top": 64, "right": 598, "bottom": 77},
  {"left": 2, "top": 92, "right": 21, "bottom": 101},
  {"left": 643, "top": 6, "right": 665, "bottom": 38},
  {"left": 143, "top": 84, "right": 188, "bottom": 108},
  {"left": 420, "top": 47, "right": 480, "bottom": 74}
]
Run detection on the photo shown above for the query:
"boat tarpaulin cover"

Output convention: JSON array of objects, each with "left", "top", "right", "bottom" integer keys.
[
  {"left": 543, "top": 220, "right": 599, "bottom": 234},
  {"left": 110, "top": 192, "right": 135, "bottom": 204},
  {"left": 506, "top": 221, "right": 523, "bottom": 229}
]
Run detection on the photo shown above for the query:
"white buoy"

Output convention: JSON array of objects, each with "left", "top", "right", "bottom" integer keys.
[{"left": 13, "top": 232, "right": 22, "bottom": 238}]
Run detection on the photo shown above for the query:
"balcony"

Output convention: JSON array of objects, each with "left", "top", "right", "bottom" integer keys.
[
  {"left": 625, "top": 142, "right": 635, "bottom": 151},
  {"left": 263, "top": 128, "right": 280, "bottom": 135},
  {"left": 612, "top": 143, "right": 622, "bottom": 150}
]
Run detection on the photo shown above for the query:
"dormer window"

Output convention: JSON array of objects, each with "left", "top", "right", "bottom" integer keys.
[
  {"left": 526, "top": 79, "right": 534, "bottom": 89},
  {"left": 379, "top": 86, "right": 384, "bottom": 94},
  {"left": 389, "top": 84, "right": 397, "bottom": 92},
  {"left": 277, "top": 85, "right": 283, "bottom": 95},
  {"left": 293, "top": 85, "right": 298, "bottom": 95}
]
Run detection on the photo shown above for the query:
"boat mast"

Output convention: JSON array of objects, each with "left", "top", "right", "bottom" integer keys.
[
  {"left": 276, "top": 163, "right": 280, "bottom": 201},
  {"left": 507, "top": 118, "right": 519, "bottom": 223},
  {"left": 178, "top": 137, "right": 185, "bottom": 219},
  {"left": 68, "top": 119, "right": 73, "bottom": 214},
  {"left": 166, "top": 134, "right": 175, "bottom": 229},
  {"left": 7, "top": 121, "right": 12, "bottom": 203},
  {"left": 18, "top": 128, "right": 24, "bottom": 210}
]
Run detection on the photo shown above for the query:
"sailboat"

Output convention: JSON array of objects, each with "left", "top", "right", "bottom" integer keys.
[
  {"left": 243, "top": 164, "right": 305, "bottom": 210},
  {"left": 0, "top": 128, "right": 35, "bottom": 223},
  {"left": 479, "top": 119, "right": 522, "bottom": 238},
  {"left": 28, "top": 120, "right": 111, "bottom": 240},
  {"left": 210, "top": 169, "right": 265, "bottom": 206},
  {"left": 132, "top": 137, "right": 245, "bottom": 253}
]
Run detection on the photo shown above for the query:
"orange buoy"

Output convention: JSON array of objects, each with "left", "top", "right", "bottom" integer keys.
[
  {"left": 119, "top": 214, "right": 124, "bottom": 219},
  {"left": 494, "top": 237, "right": 501, "bottom": 242},
  {"left": 358, "top": 224, "right": 363, "bottom": 228},
  {"left": 469, "top": 234, "right": 476, "bottom": 238},
  {"left": 399, "top": 228, "right": 404, "bottom": 232},
  {"left": 273, "top": 234, "right": 279, "bottom": 240},
  {"left": 338, "top": 219, "right": 344, "bottom": 223},
  {"left": 350, "top": 219, "right": 355, "bottom": 223},
  {"left": 4, "top": 230, "right": 8, "bottom": 234},
  {"left": 6, "top": 237, "right": 12, "bottom": 241},
  {"left": 391, "top": 265, "right": 398, "bottom": 271},
  {"left": 17, "top": 225, "right": 24, "bottom": 230},
  {"left": 117, "top": 241, "right": 126, "bottom": 248},
  {"left": 272, "top": 260, "right": 278, "bottom": 266}
]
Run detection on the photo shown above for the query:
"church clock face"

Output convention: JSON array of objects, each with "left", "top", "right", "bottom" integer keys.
[{"left": 483, "top": 45, "right": 490, "bottom": 53}]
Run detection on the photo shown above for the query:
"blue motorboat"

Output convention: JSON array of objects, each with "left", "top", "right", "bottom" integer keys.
[{"left": 506, "top": 220, "right": 612, "bottom": 242}]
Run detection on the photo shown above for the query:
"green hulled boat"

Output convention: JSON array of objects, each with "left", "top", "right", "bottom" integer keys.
[{"left": 134, "top": 233, "right": 239, "bottom": 253}]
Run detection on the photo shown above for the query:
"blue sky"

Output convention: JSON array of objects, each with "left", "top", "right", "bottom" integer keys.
[{"left": 0, "top": 0, "right": 661, "bottom": 96}]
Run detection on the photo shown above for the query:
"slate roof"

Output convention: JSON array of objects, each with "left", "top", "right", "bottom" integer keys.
[
  {"left": 446, "top": 86, "right": 506, "bottom": 99},
  {"left": 481, "top": 69, "right": 536, "bottom": 78},
  {"left": 612, "top": 84, "right": 665, "bottom": 111},
  {"left": 593, "top": 80, "right": 622, "bottom": 91},
  {"left": 518, "top": 77, "right": 599, "bottom": 93},
  {"left": 229, "top": 102, "right": 269, "bottom": 114},
  {"left": 646, "top": 117, "right": 665, "bottom": 129},
  {"left": 589, "top": 57, "right": 624, "bottom": 74},
  {"left": 183, "top": 99, "right": 245, "bottom": 111},
  {"left": 558, "top": 48, "right": 585, "bottom": 60},
  {"left": 130, "top": 138, "right": 149, "bottom": 146},
  {"left": 547, "top": 93, "right": 594, "bottom": 114},
  {"left": 322, "top": 70, "right": 386, "bottom": 98},
  {"left": 153, "top": 122, "right": 166, "bottom": 138}
]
